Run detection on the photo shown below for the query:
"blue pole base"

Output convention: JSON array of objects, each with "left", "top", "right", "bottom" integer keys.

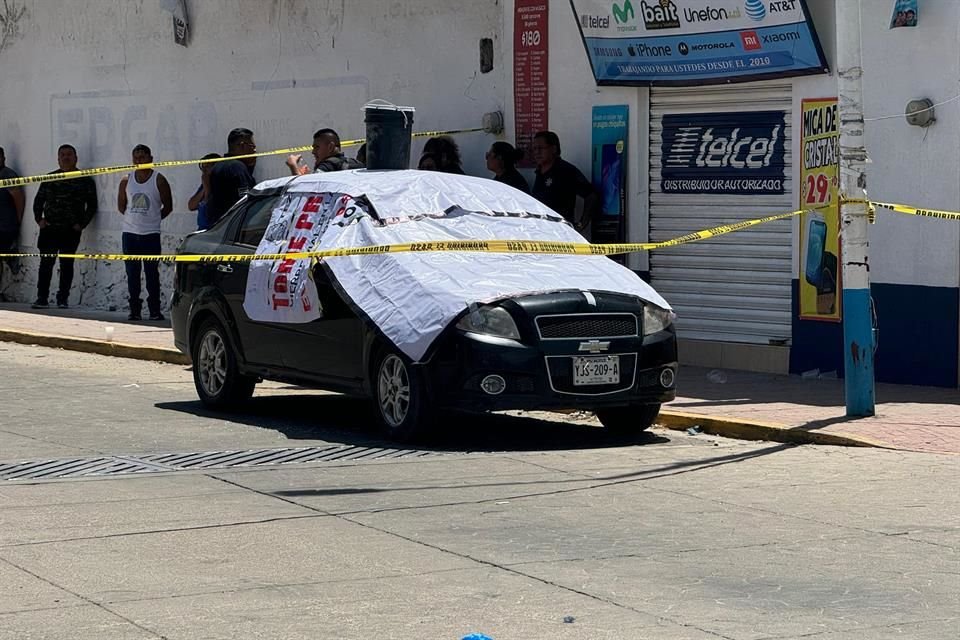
[{"left": 842, "top": 287, "right": 876, "bottom": 417}]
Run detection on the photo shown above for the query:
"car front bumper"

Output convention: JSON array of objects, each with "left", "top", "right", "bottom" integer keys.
[{"left": 425, "top": 329, "right": 678, "bottom": 412}]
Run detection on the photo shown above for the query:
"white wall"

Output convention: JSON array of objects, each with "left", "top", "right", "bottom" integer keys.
[
  {"left": 0, "top": 0, "right": 505, "bottom": 307},
  {"left": 859, "top": 1, "right": 960, "bottom": 289}
]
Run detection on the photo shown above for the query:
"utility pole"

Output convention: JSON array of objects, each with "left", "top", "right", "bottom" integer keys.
[{"left": 836, "top": 2, "right": 875, "bottom": 416}]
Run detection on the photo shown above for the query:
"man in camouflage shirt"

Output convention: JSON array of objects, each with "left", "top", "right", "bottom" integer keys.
[{"left": 31, "top": 144, "right": 98, "bottom": 309}]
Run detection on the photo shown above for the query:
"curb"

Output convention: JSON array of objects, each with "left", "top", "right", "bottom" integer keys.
[
  {"left": 657, "top": 409, "right": 885, "bottom": 449},
  {"left": 0, "top": 329, "right": 191, "bottom": 366}
]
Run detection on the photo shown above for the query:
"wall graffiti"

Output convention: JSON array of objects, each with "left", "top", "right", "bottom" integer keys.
[{"left": 0, "top": 0, "right": 26, "bottom": 54}]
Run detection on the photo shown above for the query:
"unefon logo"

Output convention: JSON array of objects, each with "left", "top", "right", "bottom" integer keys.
[{"left": 745, "top": 0, "right": 767, "bottom": 21}]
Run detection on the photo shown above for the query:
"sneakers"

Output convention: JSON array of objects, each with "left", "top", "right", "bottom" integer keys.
[
  {"left": 148, "top": 312, "right": 165, "bottom": 321},
  {"left": 127, "top": 311, "right": 142, "bottom": 321},
  {"left": 31, "top": 299, "right": 49, "bottom": 309},
  {"left": 57, "top": 301, "right": 69, "bottom": 309}
]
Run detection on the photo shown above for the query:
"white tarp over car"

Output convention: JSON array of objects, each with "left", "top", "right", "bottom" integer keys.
[{"left": 244, "top": 170, "right": 670, "bottom": 361}]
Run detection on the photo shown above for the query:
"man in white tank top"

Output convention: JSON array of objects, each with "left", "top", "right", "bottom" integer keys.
[{"left": 117, "top": 145, "right": 173, "bottom": 321}]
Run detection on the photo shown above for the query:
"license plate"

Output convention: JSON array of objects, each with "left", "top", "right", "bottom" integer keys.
[{"left": 573, "top": 356, "right": 620, "bottom": 386}]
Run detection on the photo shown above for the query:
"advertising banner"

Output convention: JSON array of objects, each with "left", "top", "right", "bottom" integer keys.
[
  {"left": 660, "top": 110, "right": 787, "bottom": 195},
  {"left": 570, "top": 0, "right": 828, "bottom": 86},
  {"left": 798, "top": 98, "right": 841, "bottom": 321},
  {"left": 591, "top": 105, "right": 628, "bottom": 245},
  {"left": 514, "top": 0, "right": 549, "bottom": 167}
]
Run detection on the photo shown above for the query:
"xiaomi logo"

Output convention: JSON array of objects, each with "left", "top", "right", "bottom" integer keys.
[{"left": 740, "top": 30, "right": 761, "bottom": 51}]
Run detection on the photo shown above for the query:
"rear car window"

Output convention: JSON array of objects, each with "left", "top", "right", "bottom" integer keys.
[{"left": 236, "top": 196, "right": 279, "bottom": 247}]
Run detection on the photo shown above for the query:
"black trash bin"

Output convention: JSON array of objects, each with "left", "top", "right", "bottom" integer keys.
[{"left": 364, "top": 101, "right": 415, "bottom": 170}]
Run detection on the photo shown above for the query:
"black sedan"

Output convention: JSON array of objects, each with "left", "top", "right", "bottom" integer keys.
[{"left": 171, "top": 180, "right": 678, "bottom": 441}]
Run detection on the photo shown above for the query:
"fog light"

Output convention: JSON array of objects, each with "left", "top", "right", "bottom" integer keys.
[
  {"left": 659, "top": 368, "right": 676, "bottom": 388},
  {"left": 480, "top": 375, "right": 506, "bottom": 395}
]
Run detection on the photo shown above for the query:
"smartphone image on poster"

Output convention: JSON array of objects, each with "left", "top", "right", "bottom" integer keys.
[
  {"left": 600, "top": 143, "right": 622, "bottom": 217},
  {"left": 804, "top": 213, "right": 827, "bottom": 289}
]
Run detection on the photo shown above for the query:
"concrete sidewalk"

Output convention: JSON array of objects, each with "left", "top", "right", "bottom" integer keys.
[{"left": 1, "top": 302, "right": 957, "bottom": 455}]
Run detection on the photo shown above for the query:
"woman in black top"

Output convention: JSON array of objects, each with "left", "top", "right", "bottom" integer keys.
[
  {"left": 422, "top": 136, "right": 465, "bottom": 175},
  {"left": 486, "top": 142, "right": 529, "bottom": 193}
]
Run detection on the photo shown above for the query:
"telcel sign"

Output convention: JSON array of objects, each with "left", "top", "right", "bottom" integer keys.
[
  {"left": 570, "top": 0, "right": 828, "bottom": 85},
  {"left": 660, "top": 111, "right": 787, "bottom": 195}
]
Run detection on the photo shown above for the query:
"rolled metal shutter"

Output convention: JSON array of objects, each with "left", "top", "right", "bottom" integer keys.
[{"left": 649, "top": 82, "right": 793, "bottom": 344}]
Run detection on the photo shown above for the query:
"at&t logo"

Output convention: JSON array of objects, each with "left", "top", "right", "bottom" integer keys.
[{"left": 745, "top": 0, "right": 766, "bottom": 21}]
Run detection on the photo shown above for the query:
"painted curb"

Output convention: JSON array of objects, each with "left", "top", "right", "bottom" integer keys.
[
  {"left": 657, "top": 409, "right": 886, "bottom": 449},
  {"left": 0, "top": 328, "right": 191, "bottom": 366}
]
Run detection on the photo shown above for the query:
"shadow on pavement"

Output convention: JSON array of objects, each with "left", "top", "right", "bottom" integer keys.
[
  {"left": 155, "top": 392, "right": 670, "bottom": 453},
  {"left": 272, "top": 443, "right": 796, "bottom": 505}
]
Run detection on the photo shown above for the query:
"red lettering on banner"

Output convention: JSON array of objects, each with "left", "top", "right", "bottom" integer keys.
[
  {"left": 302, "top": 195, "right": 323, "bottom": 212},
  {"left": 295, "top": 213, "right": 314, "bottom": 230},
  {"left": 273, "top": 274, "right": 288, "bottom": 293},
  {"left": 288, "top": 237, "right": 307, "bottom": 251},
  {"left": 277, "top": 258, "right": 295, "bottom": 274},
  {"left": 272, "top": 295, "right": 291, "bottom": 310},
  {"left": 301, "top": 291, "right": 312, "bottom": 312}
]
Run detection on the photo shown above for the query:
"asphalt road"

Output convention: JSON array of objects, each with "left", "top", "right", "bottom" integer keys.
[{"left": 0, "top": 342, "right": 957, "bottom": 640}]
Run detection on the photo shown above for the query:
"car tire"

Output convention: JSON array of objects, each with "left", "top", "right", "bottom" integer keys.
[
  {"left": 191, "top": 317, "right": 257, "bottom": 409},
  {"left": 372, "top": 345, "right": 433, "bottom": 442},
  {"left": 595, "top": 403, "right": 661, "bottom": 435}
]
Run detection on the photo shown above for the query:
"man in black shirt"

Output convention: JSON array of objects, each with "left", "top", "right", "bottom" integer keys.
[
  {"left": 531, "top": 131, "right": 598, "bottom": 232},
  {"left": 205, "top": 128, "right": 257, "bottom": 227},
  {"left": 32, "top": 144, "right": 98, "bottom": 309},
  {"left": 285, "top": 128, "right": 363, "bottom": 175}
]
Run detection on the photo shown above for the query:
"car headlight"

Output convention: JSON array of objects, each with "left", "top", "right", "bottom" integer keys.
[
  {"left": 643, "top": 304, "right": 675, "bottom": 336},
  {"left": 456, "top": 305, "right": 521, "bottom": 340}
]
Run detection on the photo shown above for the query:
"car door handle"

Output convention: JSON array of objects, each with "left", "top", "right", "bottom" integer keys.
[{"left": 217, "top": 264, "right": 234, "bottom": 273}]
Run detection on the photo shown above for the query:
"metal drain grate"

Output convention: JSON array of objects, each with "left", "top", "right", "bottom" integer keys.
[{"left": 0, "top": 445, "right": 444, "bottom": 482}]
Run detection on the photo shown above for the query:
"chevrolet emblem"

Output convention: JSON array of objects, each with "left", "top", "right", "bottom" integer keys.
[{"left": 578, "top": 340, "right": 611, "bottom": 354}]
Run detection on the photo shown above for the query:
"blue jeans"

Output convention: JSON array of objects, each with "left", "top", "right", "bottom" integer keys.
[{"left": 122, "top": 232, "right": 162, "bottom": 315}]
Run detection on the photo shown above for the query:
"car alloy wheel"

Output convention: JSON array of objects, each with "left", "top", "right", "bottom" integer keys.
[
  {"left": 198, "top": 329, "right": 228, "bottom": 398},
  {"left": 190, "top": 317, "right": 257, "bottom": 408},
  {"left": 378, "top": 353, "right": 411, "bottom": 427}
]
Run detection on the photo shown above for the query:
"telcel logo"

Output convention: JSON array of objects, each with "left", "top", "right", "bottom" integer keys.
[
  {"left": 581, "top": 14, "right": 610, "bottom": 29},
  {"left": 694, "top": 125, "right": 782, "bottom": 169},
  {"left": 641, "top": 0, "right": 680, "bottom": 30}
]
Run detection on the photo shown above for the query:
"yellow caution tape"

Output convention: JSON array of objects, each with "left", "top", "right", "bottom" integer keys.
[
  {"left": 0, "top": 127, "right": 485, "bottom": 190},
  {"left": 0, "top": 207, "right": 806, "bottom": 263},
  {"left": 870, "top": 201, "right": 960, "bottom": 221}
]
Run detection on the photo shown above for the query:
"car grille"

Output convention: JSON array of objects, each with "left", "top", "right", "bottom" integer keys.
[{"left": 536, "top": 314, "right": 638, "bottom": 340}]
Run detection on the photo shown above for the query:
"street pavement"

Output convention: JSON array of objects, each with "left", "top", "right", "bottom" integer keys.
[
  {"left": 1, "top": 303, "right": 958, "bottom": 454},
  {"left": 0, "top": 343, "right": 957, "bottom": 639}
]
